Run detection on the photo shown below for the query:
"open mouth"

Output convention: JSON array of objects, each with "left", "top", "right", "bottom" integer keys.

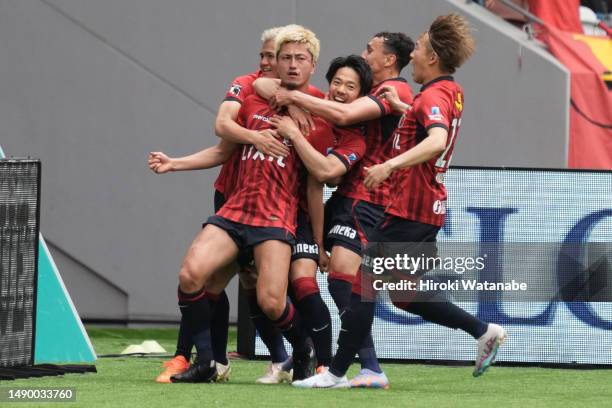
[{"left": 332, "top": 95, "right": 346, "bottom": 103}]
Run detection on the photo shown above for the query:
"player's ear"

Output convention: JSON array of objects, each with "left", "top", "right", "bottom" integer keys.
[{"left": 385, "top": 53, "right": 397, "bottom": 69}]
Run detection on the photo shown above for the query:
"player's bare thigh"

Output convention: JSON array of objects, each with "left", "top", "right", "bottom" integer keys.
[
  {"left": 206, "top": 262, "right": 239, "bottom": 295},
  {"left": 254, "top": 240, "right": 292, "bottom": 320},
  {"left": 328, "top": 245, "right": 362, "bottom": 277},
  {"left": 178, "top": 224, "right": 239, "bottom": 293},
  {"left": 290, "top": 258, "right": 318, "bottom": 282}
]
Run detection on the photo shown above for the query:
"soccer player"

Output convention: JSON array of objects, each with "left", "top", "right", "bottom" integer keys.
[
  {"left": 170, "top": 24, "right": 330, "bottom": 383},
  {"left": 150, "top": 26, "right": 295, "bottom": 384},
  {"left": 270, "top": 31, "right": 415, "bottom": 388},
  {"left": 257, "top": 55, "right": 373, "bottom": 371},
  {"left": 293, "top": 14, "right": 507, "bottom": 389}
]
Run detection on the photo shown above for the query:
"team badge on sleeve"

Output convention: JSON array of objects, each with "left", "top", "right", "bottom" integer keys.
[
  {"left": 345, "top": 153, "right": 358, "bottom": 163},
  {"left": 229, "top": 83, "right": 242, "bottom": 96},
  {"left": 428, "top": 106, "right": 444, "bottom": 122}
]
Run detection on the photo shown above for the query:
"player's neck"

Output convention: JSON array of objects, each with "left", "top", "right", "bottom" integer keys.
[
  {"left": 373, "top": 68, "right": 400, "bottom": 87},
  {"left": 283, "top": 81, "right": 311, "bottom": 93},
  {"left": 421, "top": 68, "right": 450, "bottom": 85}
]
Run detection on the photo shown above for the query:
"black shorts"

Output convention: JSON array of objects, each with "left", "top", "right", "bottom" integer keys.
[
  {"left": 363, "top": 214, "right": 440, "bottom": 279},
  {"left": 292, "top": 209, "right": 319, "bottom": 263},
  {"left": 323, "top": 194, "right": 385, "bottom": 255},
  {"left": 214, "top": 189, "right": 226, "bottom": 213},
  {"left": 206, "top": 215, "right": 296, "bottom": 266},
  {"left": 370, "top": 215, "right": 440, "bottom": 244}
]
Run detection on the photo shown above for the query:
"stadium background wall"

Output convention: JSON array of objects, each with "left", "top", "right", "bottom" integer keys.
[
  {"left": 0, "top": 0, "right": 569, "bottom": 322},
  {"left": 242, "top": 167, "right": 612, "bottom": 365}
]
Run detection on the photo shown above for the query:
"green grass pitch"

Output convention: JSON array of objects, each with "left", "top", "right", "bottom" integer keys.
[{"left": 2, "top": 326, "right": 611, "bottom": 407}]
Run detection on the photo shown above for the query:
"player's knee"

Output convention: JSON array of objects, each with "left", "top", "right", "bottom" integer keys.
[
  {"left": 257, "top": 292, "right": 284, "bottom": 320},
  {"left": 178, "top": 262, "right": 201, "bottom": 293}
]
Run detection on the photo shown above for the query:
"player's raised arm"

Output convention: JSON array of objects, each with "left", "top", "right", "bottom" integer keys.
[
  {"left": 273, "top": 90, "right": 381, "bottom": 127},
  {"left": 364, "top": 127, "right": 448, "bottom": 190},
  {"left": 253, "top": 77, "right": 281, "bottom": 100},
  {"left": 214, "top": 100, "right": 289, "bottom": 158},
  {"left": 148, "top": 140, "right": 237, "bottom": 174}
]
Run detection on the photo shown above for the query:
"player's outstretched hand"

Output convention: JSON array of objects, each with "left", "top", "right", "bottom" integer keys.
[
  {"left": 376, "top": 85, "right": 408, "bottom": 114},
  {"left": 270, "top": 115, "right": 302, "bottom": 142},
  {"left": 254, "top": 129, "right": 289, "bottom": 158},
  {"left": 287, "top": 105, "right": 315, "bottom": 136},
  {"left": 148, "top": 152, "right": 174, "bottom": 174},
  {"left": 364, "top": 162, "right": 393, "bottom": 190}
]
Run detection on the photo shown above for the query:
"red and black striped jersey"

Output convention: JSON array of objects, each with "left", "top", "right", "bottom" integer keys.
[
  {"left": 215, "top": 72, "right": 324, "bottom": 196},
  {"left": 386, "top": 76, "right": 464, "bottom": 227},
  {"left": 337, "top": 78, "right": 413, "bottom": 206},
  {"left": 215, "top": 70, "right": 263, "bottom": 196},
  {"left": 217, "top": 93, "right": 332, "bottom": 234},
  {"left": 297, "top": 122, "right": 365, "bottom": 221},
  {"left": 329, "top": 124, "right": 367, "bottom": 174}
]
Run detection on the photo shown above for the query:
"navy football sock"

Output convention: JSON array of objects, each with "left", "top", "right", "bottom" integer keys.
[
  {"left": 273, "top": 301, "right": 309, "bottom": 355},
  {"left": 296, "top": 292, "right": 332, "bottom": 367},
  {"left": 327, "top": 273, "right": 353, "bottom": 311},
  {"left": 358, "top": 334, "right": 382, "bottom": 373},
  {"left": 330, "top": 294, "right": 376, "bottom": 377},
  {"left": 178, "top": 287, "right": 213, "bottom": 363},
  {"left": 174, "top": 319, "right": 192, "bottom": 360},
  {"left": 397, "top": 292, "right": 488, "bottom": 339},
  {"left": 329, "top": 276, "right": 380, "bottom": 372},
  {"left": 247, "top": 291, "right": 288, "bottom": 363},
  {"left": 209, "top": 290, "right": 230, "bottom": 365}
]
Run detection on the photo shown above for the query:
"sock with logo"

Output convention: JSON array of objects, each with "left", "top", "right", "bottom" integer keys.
[{"left": 293, "top": 277, "right": 332, "bottom": 367}]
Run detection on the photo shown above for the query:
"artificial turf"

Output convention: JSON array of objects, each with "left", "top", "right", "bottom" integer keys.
[{"left": 1, "top": 326, "right": 611, "bottom": 408}]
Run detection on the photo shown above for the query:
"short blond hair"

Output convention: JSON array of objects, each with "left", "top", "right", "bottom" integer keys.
[
  {"left": 261, "top": 26, "right": 283, "bottom": 44},
  {"left": 428, "top": 14, "right": 475, "bottom": 74},
  {"left": 275, "top": 24, "right": 320, "bottom": 64}
]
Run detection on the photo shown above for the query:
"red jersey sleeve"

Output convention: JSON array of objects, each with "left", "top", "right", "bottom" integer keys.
[
  {"left": 413, "top": 88, "right": 453, "bottom": 132},
  {"left": 223, "top": 71, "right": 260, "bottom": 104},
  {"left": 368, "top": 79, "right": 414, "bottom": 116},
  {"left": 329, "top": 125, "right": 366, "bottom": 171}
]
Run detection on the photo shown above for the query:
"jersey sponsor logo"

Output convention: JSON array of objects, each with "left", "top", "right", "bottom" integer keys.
[
  {"left": 229, "top": 84, "right": 242, "bottom": 96},
  {"left": 433, "top": 200, "right": 446, "bottom": 215},
  {"left": 252, "top": 113, "right": 271, "bottom": 122},
  {"left": 329, "top": 224, "right": 357, "bottom": 239},
  {"left": 292, "top": 243, "right": 319, "bottom": 255},
  {"left": 428, "top": 106, "right": 444, "bottom": 122},
  {"left": 241, "top": 145, "right": 286, "bottom": 168}
]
